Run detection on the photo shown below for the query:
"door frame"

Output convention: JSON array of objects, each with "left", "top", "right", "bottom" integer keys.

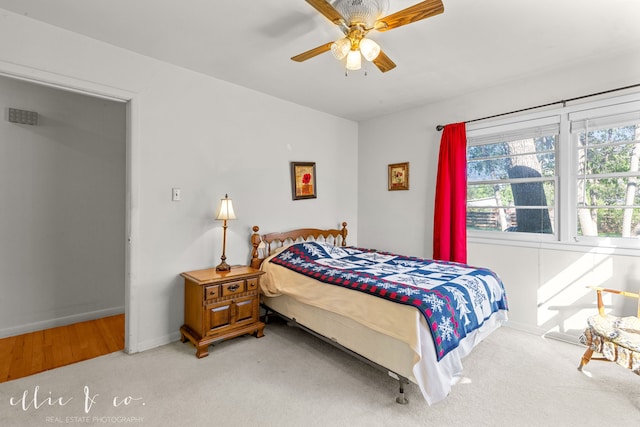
[{"left": 0, "top": 61, "right": 139, "bottom": 353}]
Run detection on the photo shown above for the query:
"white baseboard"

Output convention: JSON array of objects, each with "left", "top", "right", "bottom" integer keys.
[
  {"left": 0, "top": 306, "right": 125, "bottom": 339},
  {"left": 502, "top": 319, "right": 546, "bottom": 335},
  {"left": 134, "top": 330, "right": 182, "bottom": 354},
  {"left": 541, "top": 330, "right": 582, "bottom": 346},
  {"left": 503, "top": 320, "right": 582, "bottom": 346}
]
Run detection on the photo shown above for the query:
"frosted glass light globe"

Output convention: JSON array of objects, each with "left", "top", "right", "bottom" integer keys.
[
  {"left": 359, "top": 38, "right": 381, "bottom": 61},
  {"left": 346, "top": 50, "right": 362, "bottom": 70},
  {"left": 331, "top": 37, "right": 352, "bottom": 60}
]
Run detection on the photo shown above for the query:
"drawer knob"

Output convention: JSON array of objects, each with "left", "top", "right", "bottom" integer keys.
[{"left": 227, "top": 284, "right": 240, "bottom": 292}]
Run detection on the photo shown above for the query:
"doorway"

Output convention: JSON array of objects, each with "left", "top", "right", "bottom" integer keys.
[{"left": 0, "top": 74, "right": 130, "bottom": 373}]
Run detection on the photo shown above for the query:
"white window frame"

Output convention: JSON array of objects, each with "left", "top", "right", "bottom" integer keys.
[
  {"left": 569, "top": 100, "right": 640, "bottom": 248},
  {"left": 466, "top": 92, "right": 640, "bottom": 253},
  {"left": 467, "top": 114, "right": 560, "bottom": 244}
]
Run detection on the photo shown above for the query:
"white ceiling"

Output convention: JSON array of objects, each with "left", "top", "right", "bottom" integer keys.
[{"left": 1, "top": 0, "right": 639, "bottom": 121}]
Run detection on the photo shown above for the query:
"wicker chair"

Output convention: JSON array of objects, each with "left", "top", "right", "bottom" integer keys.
[{"left": 578, "top": 286, "right": 640, "bottom": 375}]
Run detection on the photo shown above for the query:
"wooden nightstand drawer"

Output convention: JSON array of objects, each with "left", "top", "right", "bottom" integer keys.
[
  {"left": 205, "top": 285, "right": 219, "bottom": 300},
  {"left": 221, "top": 280, "right": 245, "bottom": 296},
  {"left": 247, "top": 278, "right": 258, "bottom": 291}
]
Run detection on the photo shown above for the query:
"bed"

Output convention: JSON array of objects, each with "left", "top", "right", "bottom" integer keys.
[{"left": 250, "top": 222, "right": 508, "bottom": 405}]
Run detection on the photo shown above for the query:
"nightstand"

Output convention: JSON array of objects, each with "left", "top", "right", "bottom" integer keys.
[{"left": 179, "top": 266, "right": 265, "bottom": 358}]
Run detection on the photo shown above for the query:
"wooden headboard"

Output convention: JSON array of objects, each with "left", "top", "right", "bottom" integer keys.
[{"left": 250, "top": 222, "right": 348, "bottom": 269}]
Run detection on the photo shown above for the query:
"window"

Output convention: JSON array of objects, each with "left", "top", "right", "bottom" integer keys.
[
  {"left": 571, "top": 108, "right": 640, "bottom": 239},
  {"left": 466, "top": 94, "right": 640, "bottom": 248},
  {"left": 467, "top": 118, "right": 559, "bottom": 238}
]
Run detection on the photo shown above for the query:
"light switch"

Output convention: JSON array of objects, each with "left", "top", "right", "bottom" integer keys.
[{"left": 172, "top": 188, "right": 181, "bottom": 201}]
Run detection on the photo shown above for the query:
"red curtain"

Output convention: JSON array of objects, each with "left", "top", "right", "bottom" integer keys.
[{"left": 433, "top": 122, "right": 467, "bottom": 264}]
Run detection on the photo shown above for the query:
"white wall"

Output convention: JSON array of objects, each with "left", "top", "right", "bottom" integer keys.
[
  {"left": 358, "top": 47, "right": 640, "bottom": 341},
  {"left": 0, "top": 10, "right": 358, "bottom": 351},
  {"left": 0, "top": 76, "right": 126, "bottom": 337}
]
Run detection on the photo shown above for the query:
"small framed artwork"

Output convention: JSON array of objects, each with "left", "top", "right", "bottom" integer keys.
[
  {"left": 388, "top": 162, "right": 409, "bottom": 191},
  {"left": 290, "top": 161, "right": 317, "bottom": 200}
]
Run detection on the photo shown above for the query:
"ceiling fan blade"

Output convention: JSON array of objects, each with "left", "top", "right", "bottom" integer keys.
[
  {"left": 291, "top": 42, "right": 334, "bottom": 62},
  {"left": 306, "top": 0, "right": 346, "bottom": 25},
  {"left": 375, "top": 0, "right": 444, "bottom": 32},
  {"left": 372, "top": 50, "right": 397, "bottom": 73}
]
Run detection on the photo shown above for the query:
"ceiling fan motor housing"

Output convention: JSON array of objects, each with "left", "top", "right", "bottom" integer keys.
[{"left": 333, "top": 0, "right": 389, "bottom": 27}]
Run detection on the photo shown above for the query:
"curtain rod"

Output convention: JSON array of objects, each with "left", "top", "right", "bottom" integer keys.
[{"left": 435, "top": 83, "right": 640, "bottom": 131}]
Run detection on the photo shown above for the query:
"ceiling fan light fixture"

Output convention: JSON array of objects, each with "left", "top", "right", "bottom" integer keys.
[
  {"left": 359, "top": 38, "right": 381, "bottom": 61},
  {"left": 293, "top": 0, "right": 443, "bottom": 73},
  {"left": 330, "top": 37, "right": 352, "bottom": 60},
  {"left": 346, "top": 49, "right": 362, "bottom": 70}
]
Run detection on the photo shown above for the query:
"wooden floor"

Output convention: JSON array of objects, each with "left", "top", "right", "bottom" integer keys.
[{"left": 0, "top": 314, "right": 125, "bottom": 383}]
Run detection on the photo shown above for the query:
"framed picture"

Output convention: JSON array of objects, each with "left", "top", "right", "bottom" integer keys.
[
  {"left": 290, "top": 161, "right": 317, "bottom": 200},
  {"left": 388, "top": 162, "right": 409, "bottom": 191}
]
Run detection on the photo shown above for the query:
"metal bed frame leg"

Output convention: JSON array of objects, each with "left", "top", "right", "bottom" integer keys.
[
  {"left": 261, "top": 303, "right": 273, "bottom": 324},
  {"left": 396, "top": 380, "right": 408, "bottom": 404},
  {"left": 389, "top": 372, "right": 409, "bottom": 404}
]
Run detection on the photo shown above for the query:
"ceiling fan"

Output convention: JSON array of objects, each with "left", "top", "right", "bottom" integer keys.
[{"left": 292, "top": 0, "right": 444, "bottom": 73}]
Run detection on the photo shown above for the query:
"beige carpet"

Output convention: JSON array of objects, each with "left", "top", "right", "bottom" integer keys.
[{"left": 0, "top": 321, "right": 638, "bottom": 426}]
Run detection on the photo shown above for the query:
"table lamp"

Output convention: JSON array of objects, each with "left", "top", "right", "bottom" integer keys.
[{"left": 215, "top": 194, "right": 236, "bottom": 271}]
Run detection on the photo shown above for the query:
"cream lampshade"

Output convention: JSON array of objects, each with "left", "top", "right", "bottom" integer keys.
[{"left": 215, "top": 194, "right": 236, "bottom": 271}]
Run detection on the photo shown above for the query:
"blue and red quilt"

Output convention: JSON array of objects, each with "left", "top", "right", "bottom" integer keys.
[{"left": 270, "top": 242, "right": 508, "bottom": 361}]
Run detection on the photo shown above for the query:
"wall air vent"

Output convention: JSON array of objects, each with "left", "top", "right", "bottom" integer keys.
[{"left": 8, "top": 108, "right": 38, "bottom": 125}]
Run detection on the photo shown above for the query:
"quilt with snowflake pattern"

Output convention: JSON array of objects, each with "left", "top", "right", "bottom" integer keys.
[{"left": 270, "top": 242, "right": 508, "bottom": 361}]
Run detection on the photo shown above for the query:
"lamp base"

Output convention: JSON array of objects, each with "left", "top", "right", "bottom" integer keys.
[{"left": 215, "top": 260, "right": 231, "bottom": 272}]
